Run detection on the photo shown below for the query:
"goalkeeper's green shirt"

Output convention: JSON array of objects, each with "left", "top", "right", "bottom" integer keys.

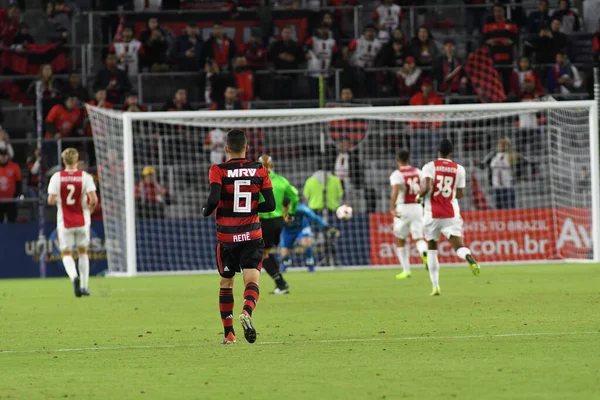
[{"left": 259, "top": 171, "right": 299, "bottom": 219}]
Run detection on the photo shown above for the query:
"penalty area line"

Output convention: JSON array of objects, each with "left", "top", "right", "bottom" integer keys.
[{"left": 0, "top": 331, "right": 598, "bottom": 354}]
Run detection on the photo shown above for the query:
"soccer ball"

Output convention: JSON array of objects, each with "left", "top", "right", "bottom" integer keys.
[{"left": 336, "top": 205, "right": 353, "bottom": 221}]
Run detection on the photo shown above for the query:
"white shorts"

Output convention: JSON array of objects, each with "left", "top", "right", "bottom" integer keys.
[
  {"left": 393, "top": 205, "right": 423, "bottom": 240},
  {"left": 423, "top": 215, "right": 463, "bottom": 241},
  {"left": 57, "top": 226, "right": 90, "bottom": 251}
]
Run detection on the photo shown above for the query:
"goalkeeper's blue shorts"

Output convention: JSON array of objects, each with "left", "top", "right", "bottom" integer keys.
[{"left": 280, "top": 219, "right": 312, "bottom": 249}]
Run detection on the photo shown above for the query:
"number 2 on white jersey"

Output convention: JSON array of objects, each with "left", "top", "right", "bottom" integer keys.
[
  {"left": 233, "top": 180, "right": 251, "bottom": 213},
  {"left": 66, "top": 184, "right": 77, "bottom": 205},
  {"left": 434, "top": 175, "right": 454, "bottom": 198}
]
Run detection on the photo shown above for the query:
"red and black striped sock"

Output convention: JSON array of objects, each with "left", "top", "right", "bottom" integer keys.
[
  {"left": 243, "top": 282, "right": 259, "bottom": 317},
  {"left": 219, "top": 288, "right": 235, "bottom": 336}
]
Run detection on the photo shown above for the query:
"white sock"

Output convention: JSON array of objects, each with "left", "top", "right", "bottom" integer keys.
[
  {"left": 396, "top": 247, "right": 410, "bottom": 274},
  {"left": 427, "top": 250, "right": 440, "bottom": 289},
  {"left": 62, "top": 256, "right": 78, "bottom": 282},
  {"left": 456, "top": 247, "right": 471, "bottom": 261},
  {"left": 415, "top": 239, "right": 428, "bottom": 256},
  {"left": 79, "top": 254, "right": 90, "bottom": 289}
]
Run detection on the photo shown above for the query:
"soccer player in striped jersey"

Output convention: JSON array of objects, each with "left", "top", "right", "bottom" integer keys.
[
  {"left": 389, "top": 149, "right": 429, "bottom": 279},
  {"left": 258, "top": 154, "right": 299, "bottom": 295},
  {"left": 47, "top": 148, "right": 98, "bottom": 297},
  {"left": 202, "top": 129, "right": 276, "bottom": 344},
  {"left": 418, "top": 139, "right": 481, "bottom": 296}
]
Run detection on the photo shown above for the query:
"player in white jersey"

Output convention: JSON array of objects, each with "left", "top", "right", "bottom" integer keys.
[
  {"left": 48, "top": 148, "right": 98, "bottom": 297},
  {"left": 418, "top": 139, "right": 480, "bottom": 296},
  {"left": 389, "top": 149, "right": 428, "bottom": 280}
]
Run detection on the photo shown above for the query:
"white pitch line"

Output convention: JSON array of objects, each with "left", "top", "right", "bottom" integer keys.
[{"left": 0, "top": 331, "right": 597, "bottom": 355}]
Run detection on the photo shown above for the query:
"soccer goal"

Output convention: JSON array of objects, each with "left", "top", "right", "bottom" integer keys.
[{"left": 86, "top": 101, "right": 600, "bottom": 276}]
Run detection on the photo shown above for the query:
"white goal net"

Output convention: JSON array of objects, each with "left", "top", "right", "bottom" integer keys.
[{"left": 86, "top": 102, "right": 600, "bottom": 276}]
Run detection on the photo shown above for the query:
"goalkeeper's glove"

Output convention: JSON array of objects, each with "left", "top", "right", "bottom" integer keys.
[{"left": 327, "top": 227, "right": 341, "bottom": 237}]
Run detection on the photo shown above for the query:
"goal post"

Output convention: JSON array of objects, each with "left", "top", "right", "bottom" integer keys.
[{"left": 87, "top": 101, "right": 600, "bottom": 276}]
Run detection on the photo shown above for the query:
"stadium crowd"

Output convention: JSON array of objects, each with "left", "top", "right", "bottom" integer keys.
[{"left": 0, "top": 0, "right": 598, "bottom": 222}]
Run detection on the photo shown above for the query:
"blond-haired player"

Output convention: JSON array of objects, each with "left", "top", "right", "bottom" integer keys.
[
  {"left": 48, "top": 148, "right": 98, "bottom": 297},
  {"left": 389, "top": 149, "right": 429, "bottom": 279}
]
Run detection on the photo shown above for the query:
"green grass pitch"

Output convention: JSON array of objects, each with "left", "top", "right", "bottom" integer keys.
[{"left": 1, "top": 264, "right": 599, "bottom": 400}]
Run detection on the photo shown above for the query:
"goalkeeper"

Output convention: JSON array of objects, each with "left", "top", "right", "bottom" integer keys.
[
  {"left": 258, "top": 154, "right": 298, "bottom": 295},
  {"left": 280, "top": 201, "right": 340, "bottom": 273}
]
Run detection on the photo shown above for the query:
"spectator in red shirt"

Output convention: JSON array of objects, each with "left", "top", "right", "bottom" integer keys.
[
  {"left": 45, "top": 95, "right": 83, "bottom": 139},
  {"left": 202, "top": 22, "right": 237, "bottom": 71},
  {"left": 233, "top": 56, "right": 254, "bottom": 102},
  {"left": 241, "top": 28, "right": 268, "bottom": 99},
  {"left": 0, "top": 147, "right": 22, "bottom": 223},
  {"left": 508, "top": 56, "right": 545, "bottom": 100},
  {"left": 87, "top": 89, "right": 114, "bottom": 109},
  {"left": 209, "top": 86, "right": 248, "bottom": 110},
  {"left": 409, "top": 78, "right": 443, "bottom": 107},
  {"left": 0, "top": 4, "right": 19, "bottom": 46},
  {"left": 396, "top": 56, "right": 423, "bottom": 100},
  {"left": 44, "top": 95, "right": 83, "bottom": 166},
  {"left": 242, "top": 28, "right": 267, "bottom": 70},
  {"left": 410, "top": 26, "right": 439, "bottom": 70},
  {"left": 121, "top": 92, "right": 147, "bottom": 112},
  {"left": 135, "top": 165, "right": 170, "bottom": 219},
  {"left": 483, "top": 5, "right": 519, "bottom": 87},
  {"left": 163, "top": 88, "right": 194, "bottom": 111},
  {"left": 434, "top": 39, "right": 468, "bottom": 94},
  {"left": 409, "top": 78, "right": 443, "bottom": 168}
]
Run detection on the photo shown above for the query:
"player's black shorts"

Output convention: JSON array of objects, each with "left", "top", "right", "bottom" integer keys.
[
  {"left": 260, "top": 217, "right": 284, "bottom": 250},
  {"left": 216, "top": 239, "right": 265, "bottom": 278}
]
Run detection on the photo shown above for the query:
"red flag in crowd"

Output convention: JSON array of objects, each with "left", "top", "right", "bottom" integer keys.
[{"left": 464, "top": 46, "right": 507, "bottom": 104}]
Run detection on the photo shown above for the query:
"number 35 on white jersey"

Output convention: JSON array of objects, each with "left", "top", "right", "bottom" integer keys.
[
  {"left": 421, "top": 159, "right": 466, "bottom": 219},
  {"left": 48, "top": 169, "right": 96, "bottom": 229}
]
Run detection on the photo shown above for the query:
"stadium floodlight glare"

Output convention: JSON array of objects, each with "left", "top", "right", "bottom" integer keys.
[{"left": 87, "top": 101, "right": 599, "bottom": 276}]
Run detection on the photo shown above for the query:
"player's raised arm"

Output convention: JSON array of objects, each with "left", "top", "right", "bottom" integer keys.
[
  {"left": 298, "top": 203, "right": 327, "bottom": 228},
  {"left": 202, "top": 165, "right": 223, "bottom": 217}
]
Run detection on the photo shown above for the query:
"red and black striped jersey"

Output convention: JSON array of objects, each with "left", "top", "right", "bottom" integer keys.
[{"left": 208, "top": 159, "right": 272, "bottom": 243}]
